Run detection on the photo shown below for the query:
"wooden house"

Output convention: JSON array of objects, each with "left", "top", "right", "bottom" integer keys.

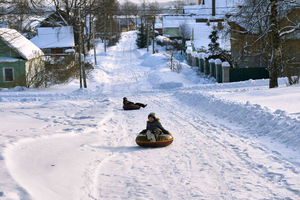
[
  {"left": 279, "top": 7, "right": 300, "bottom": 75},
  {"left": 0, "top": 28, "right": 44, "bottom": 88},
  {"left": 227, "top": 5, "right": 300, "bottom": 72},
  {"left": 30, "top": 26, "right": 75, "bottom": 58},
  {"left": 32, "top": 9, "right": 77, "bottom": 58}
]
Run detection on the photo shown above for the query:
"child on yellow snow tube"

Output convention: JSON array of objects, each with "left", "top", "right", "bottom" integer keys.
[{"left": 140, "top": 113, "right": 170, "bottom": 142}]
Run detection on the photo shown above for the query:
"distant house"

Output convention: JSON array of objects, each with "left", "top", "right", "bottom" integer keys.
[
  {"left": 155, "top": 22, "right": 163, "bottom": 36},
  {"left": 162, "top": 0, "right": 239, "bottom": 50},
  {"left": 35, "top": 9, "right": 78, "bottom": 53},
  {"left": 184, "top": 0, "right": 240, "bottom": 17},
  {"left": 162, "top": 15, "right": 196, "bottom": 39},
  {"left": 0, "top": 28, "right": 44, "bottom": 88},
  {"left": 30, "top": 26, "right": 75, "bottom": 58},
  {"left": 184, "top": 0, "right": 240, "bottom": 50},
  {"left": 118, "top": 17, "right": 137, "bottom": 32}
]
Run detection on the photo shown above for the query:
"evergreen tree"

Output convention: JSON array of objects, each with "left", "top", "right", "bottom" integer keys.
[
  {"left": 207, "top": 25, "right": 234, "bottom": 68},
  {"left": 208, "top": 26, "right": 220, "bottom": 55},
  {"left": 136, "top": 23, "right": 147, "bottom": 48}
]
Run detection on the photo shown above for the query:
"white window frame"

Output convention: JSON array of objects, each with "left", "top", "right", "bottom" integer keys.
[{"left": 3, "top": 67, "right": 14, "bottom": 82}]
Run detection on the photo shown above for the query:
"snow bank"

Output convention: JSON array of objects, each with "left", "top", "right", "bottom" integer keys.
[{"left": 174, "top": 91, "right": 300, "bottom": 150}]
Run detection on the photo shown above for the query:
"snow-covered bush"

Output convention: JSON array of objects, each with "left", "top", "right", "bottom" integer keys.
[{"left": 156, "top": 35, "right": 171, "bottom": 46}]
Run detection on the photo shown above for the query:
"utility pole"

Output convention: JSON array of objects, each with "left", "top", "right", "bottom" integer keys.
[
  {"left": 152, "top": 16, "right": 155, "bottom": 54},
  {"left": 78, "top": 8, "right": 87, "bottom": 88},
  {"left": 77, "top": 8, "right": 83, "bottom": 88},
  {"left": 92, "top": 18, "right": 97, "bottom": 66},
  {"left": 104, "top": 13, "right": 107, "bottom": 52},
  {"left": 93, "top": 29, "right": 97, "bottom": 66},
  {"left": 147, "top": 23, "right": 149, "bottom": 52},
  {"left": 110, "top": 15, "right": 112, "bottom": 46}
]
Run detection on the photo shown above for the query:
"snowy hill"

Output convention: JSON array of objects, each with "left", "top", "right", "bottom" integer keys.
[{"left": 0, "top": 31, "right": 299, "bottom": 200}]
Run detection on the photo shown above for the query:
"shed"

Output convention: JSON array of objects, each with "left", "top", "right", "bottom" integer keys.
[{"left": 0, "top": 28, "right": 44, "bottom": 88}]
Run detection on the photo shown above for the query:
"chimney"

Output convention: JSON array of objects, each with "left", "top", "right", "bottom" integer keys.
[{"left": 212, "top": 0, "right": 216, "bottom": 16}]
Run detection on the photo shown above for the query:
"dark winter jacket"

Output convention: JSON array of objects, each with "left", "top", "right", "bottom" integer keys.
[
  {"left": 123, "top": 100, "right": 134, "bottom": 105},
  {"left": 142, "top": 118, "right": 169, "bottom": 134}
]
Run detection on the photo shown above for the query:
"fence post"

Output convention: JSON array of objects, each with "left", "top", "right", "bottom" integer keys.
[
  {"left": 209, "top": 59, "right": 215, "bottom": 77},
  {"left": 196, "top": 53, "right": 201, "bottom": 67},
  {"left": 222, "top": 62, "right": 230, "bottom": 83},
  {"left": 205, "top": 54, "right": 209, "bottom": 75},
  {"left": 215, "top": 59, "right": 222, "bottom": 83},
  {"left": 186, "top": 47, "right": 192, "bottom": 65},
  {"left": 197, "top": 53, "right": 202, "bottom": 68},
  {"left": 199, "top": 53, "right": 204, "bottom": 72},
  {"left": 191, "top": 52, "right": 197, "bottom": 67}
]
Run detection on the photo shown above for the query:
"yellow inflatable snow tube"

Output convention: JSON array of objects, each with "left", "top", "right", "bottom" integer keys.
[{"left": 135, "top": 132, "right": 174, "bottom": 147}]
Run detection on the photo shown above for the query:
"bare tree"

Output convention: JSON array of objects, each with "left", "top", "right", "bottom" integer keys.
[
  {"left": 227, "top": 0, "right": 300, "bottom": 88},
  {"left": 173, "top": 0, "right": 184, "bottom": 14},
  {"left": 179, "top": 22, "right": 191, "bottom": 51},
  {"left": 0, "top": 0, "right": 46, "bottom": 33},
  {"left": 121, "top": 0, "right": 138, "bottom": 31},
  {"left": 94, "top": 0, "right": 121, "bottom": 46},
  {"left": 139, "top": 0, "right": 147, "bottom": 24}
]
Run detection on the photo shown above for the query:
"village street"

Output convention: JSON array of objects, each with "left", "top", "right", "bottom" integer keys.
[{"left": 0, "top": 31, "right": 299, "bottom": 200}]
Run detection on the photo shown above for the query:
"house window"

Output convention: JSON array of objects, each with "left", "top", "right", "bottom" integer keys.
[{"left": 3, "top": 68, "right": 14, "bottom": 82}]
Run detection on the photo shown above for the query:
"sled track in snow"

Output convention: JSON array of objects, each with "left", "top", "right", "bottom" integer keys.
[
  {"left": 101, "top": 33, "right": 148, "bottom": 100},
  {"left": 143, "top": 93, "right": 300, "bottom": 199}
]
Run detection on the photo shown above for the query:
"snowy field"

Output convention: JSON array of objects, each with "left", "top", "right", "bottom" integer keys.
[{"left": 0, "top": 31, "right": 299, "bottom": 200}]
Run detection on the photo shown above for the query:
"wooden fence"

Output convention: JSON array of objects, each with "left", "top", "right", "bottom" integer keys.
[{"left": 187, "top": 52, "right": 269, "bottom": 83}]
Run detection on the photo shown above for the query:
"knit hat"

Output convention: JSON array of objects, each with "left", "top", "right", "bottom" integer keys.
[
  {"left": 123, "top": 97, "right": 127, "bottom": 100},
  {"left": 148, "top": 112, "right": 156, "bottom": 119}
]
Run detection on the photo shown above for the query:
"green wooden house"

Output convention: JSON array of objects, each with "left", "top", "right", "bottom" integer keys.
[{"left": 0, "top": 28, "right": 44, "bottom": 88}]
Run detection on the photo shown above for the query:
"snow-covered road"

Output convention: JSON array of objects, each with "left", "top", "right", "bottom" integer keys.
[{"left": 1, "top": 31, "right": 299, "bottom": 200}]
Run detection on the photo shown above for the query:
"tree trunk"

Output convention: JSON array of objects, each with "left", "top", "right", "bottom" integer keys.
[{"left": 269, "top": 0, "right": 280, "bottom": 88}]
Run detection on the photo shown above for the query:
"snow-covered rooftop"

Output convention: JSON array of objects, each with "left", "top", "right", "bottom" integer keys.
[
  {"left": 184, "top": 0, "right": 243, "bottom": 18},
  {"left": 0, "top": 28, "right": 44, "bottom": 60},
  {"left": 31, "top": 26, "right": 75, "bottom": 49},
  {"left": 162, "top": 15, "right": 196, "bottom": 28},
  {"left": 192, "top": 22, "right": 230, "bottom": 50},
  {"left": 162, "top": 16, "right": 230, "bottom": 50}
]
